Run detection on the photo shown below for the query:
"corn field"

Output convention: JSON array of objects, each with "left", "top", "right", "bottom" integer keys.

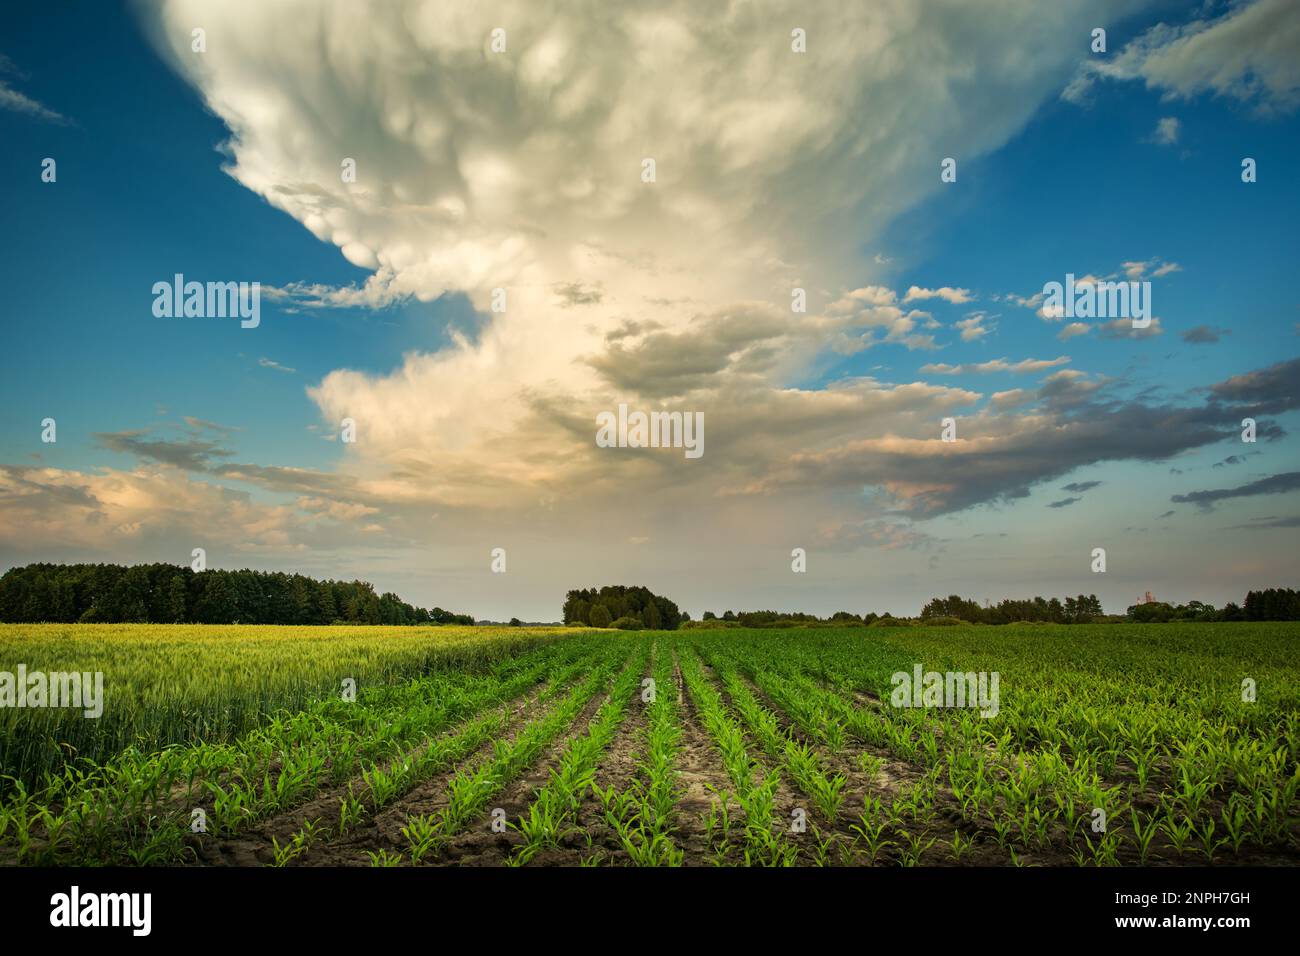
[{"left": 0, "top": 623, "right": 1296, "bottom": 866}]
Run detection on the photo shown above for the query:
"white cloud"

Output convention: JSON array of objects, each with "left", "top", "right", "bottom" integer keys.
[
  {"left": 904, "top": 285, "right": 974, "bottom": 305},
  {"left": 0, "top": 56, "right": 69, "bottom": 124},
  {"left": 1065, "top": 0, "right": 1300, "bottom": 115},
  {"left": 921, "top": 356, "right": 1070, "bottom": 375},
  {"left": 1098, "top": 317, "right": 1165, "bottom": 339},
  {"left": 137, "top": 0, "right": 1152, "bottom": 539},
  {"left": 955, "top": 313, "right": 993, "bottom": 342},
  {"left": 989, "top": 388, "right": 1032, "bottom": 410},
  {"left": 832, "top": 286, "right": 897, "bottom": 310},
  {"left": 1150, "top": 116, "right": 1181, "bottom": 145}
]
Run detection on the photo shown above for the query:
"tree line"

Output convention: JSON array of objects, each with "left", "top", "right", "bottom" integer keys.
[
  {"left": 0, "top": 563, "right": 473, "bottom": 626},
  {"left": 563, "top": 585, "right": 684, "bottom": 630},
  {"left": 691, "top": 589, "right": 1300, "bottom": 627},
  {"left": 696, "top": 610, "right": 854, "bottom": 628},
  {"left": 1126, "top": 588, "right": 1300, "bottom": 623},
  {"left": 921, "top": 594, "right": 1105, "bottom": 624},
  {"left": 687, "top": 604, "right": 1108, "bottom": 627}
]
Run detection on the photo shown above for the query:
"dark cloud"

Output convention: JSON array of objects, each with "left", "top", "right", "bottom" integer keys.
[
  {"left": 1234, "top": 515, "right": 1300, "bottom": 529},
  {"left": 0, "top": 465, "right": 102, "bottom": 511},
  {"left": 585, "top": 303, "right": 789, "bottom": 399},
  {"left": 1181, "top": 325, "right": 1228, "bottom": 344},
  {"left": 1037, "top": 371, "right": 1103, "bottom": 409},
  {"left": 738, "top": 357, "right": 1300, "bottom": 518},
  {"left": 1062, "top": 480, "right": 1102, "bottom": 492},
  {"left": 94, "top": 431, "right": 233, "bottom": 471},
  {"left": 1048, "top": 496, "right": 1081, "bottom": 508},
  {"left": 1171, "top": 471, "right": 1300, "bottom": 509},
  {"left": 553, "top": 282, "right": 604, "bottom": 307},
  {"left": 1098, "top": 318, "right": 1163, "bottom": 339},
  {"left": 1208, "top": 357, "right": 1300, "bottom": 416}
]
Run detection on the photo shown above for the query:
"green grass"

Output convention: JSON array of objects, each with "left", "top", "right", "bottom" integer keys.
[{"left": 0, "top": 623, "right": 590, "bottom": 790}]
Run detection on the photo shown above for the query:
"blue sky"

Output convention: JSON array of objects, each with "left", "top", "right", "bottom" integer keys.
[{"left": 1, "top": 0, "right": 1297, "bottom": 619}]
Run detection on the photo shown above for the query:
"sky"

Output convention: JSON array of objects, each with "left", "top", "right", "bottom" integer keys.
[{"left": 1, "top": 0, "right": 1298, "bottom": 621}]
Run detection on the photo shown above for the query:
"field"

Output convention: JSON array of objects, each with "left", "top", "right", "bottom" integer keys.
[{"left": 1, "top": 622, "right": 1297, "bottom": 867}]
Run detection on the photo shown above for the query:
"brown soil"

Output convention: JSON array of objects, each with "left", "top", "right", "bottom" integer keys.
[
  {"left": 429, "top": 681, "right": 614, "bottom": 866},
  {"left": 191, "top": 681, "right": 555, "bottom": 867}
]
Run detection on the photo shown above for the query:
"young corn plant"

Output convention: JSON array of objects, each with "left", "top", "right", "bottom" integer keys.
[
  {"left": 271, "top": 818, "right": 321, "bottom": 867},
  {"left": 367, "top": 849, "right": 403, "bottom": 867},
  {"left": 402, "top": 813, "right": 439, "bottom": 865}
]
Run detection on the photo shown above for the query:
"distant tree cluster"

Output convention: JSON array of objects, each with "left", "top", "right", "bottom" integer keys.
[
  {"left": 921, "top": 594, "right": 1105, "bottom": 624},
  {"left": 691, "top": 610, "right": 879, "bottom": 628},
  {"left": 1244, "top": 588, "right": 1300, "bottom": 621},
  {"left": 1126, "top": 589, "right": 1299, "bottom": 623},
  {"left": 1126, "top": 599, "right": 1227, "bottom": 623},
  {"left": 563, "top": 586, "right": 682, "bottom": 630},
  {"left": 0, "top": 563, "right": 473, "bottom": 625}
]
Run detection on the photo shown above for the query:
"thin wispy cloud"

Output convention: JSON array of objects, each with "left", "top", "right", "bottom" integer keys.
[
  {"left": 1172, "top": 472, "right": 1300, "bottom": 509},
  {"left": 922, "top": 357, "right": 1070, "bottom": 375},
  {"left": 0, "top": 53, "right": 69, "bottom": 124}
]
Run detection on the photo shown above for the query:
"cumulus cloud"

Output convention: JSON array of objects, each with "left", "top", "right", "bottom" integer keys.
[
  {"left": 904, "top": 286, "right": 974, "bottom": 305},
  {"left": 955, "top": 313, "right": 993, "bottom": 342},
  {"left": 0, "top": 462, "right": 411, "bottom": 564},
  {"left": 136, "top": 0, "right": 1146, "bottom": 524},
  {"left": 53, "top": 0, "right": 1286, "bottom": 587},
  {"left": 988, "top": 388, "right": 1032, "bottom": 410}
]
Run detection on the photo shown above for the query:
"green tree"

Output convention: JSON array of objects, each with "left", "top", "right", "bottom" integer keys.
[
  {"left": 642, "top": 600, "right": 662, "bottom": 629},
  {"left": 589, "top": 604, "right": 613, "bottom": 628},
  {"left": 166, "top": 575, "right": 188, "bottom": 623},
  {"left": 195, "top": 573, "right": 237, "bottom": 624}
]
